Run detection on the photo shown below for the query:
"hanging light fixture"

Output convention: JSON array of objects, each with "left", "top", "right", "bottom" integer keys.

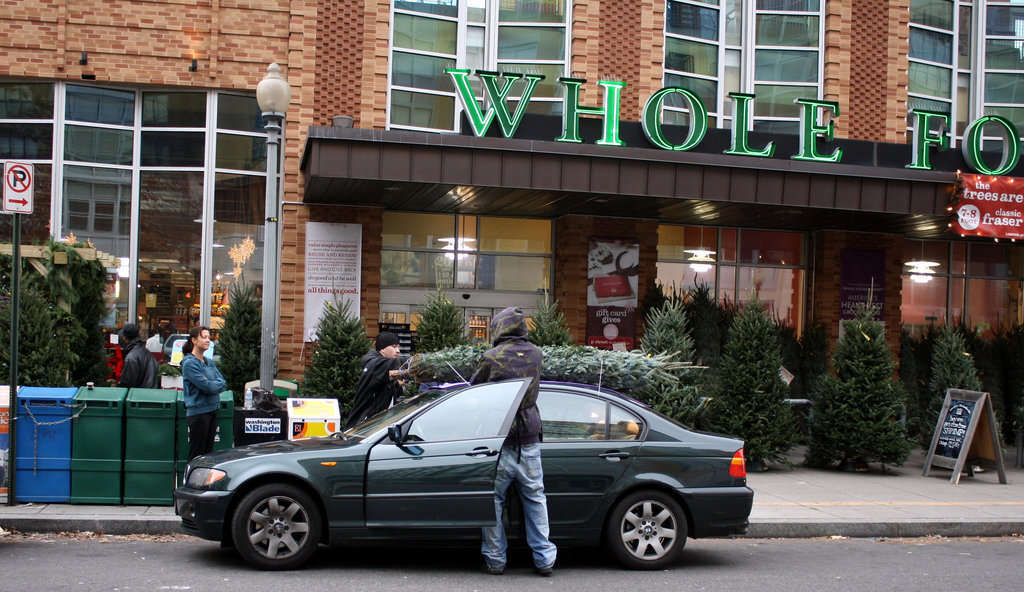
[
  {"left": 686, "top": 226, "right": 715, "bottom": 273},
  {"left": 905, "top": 240, "right": 939, "bottom": 283}
]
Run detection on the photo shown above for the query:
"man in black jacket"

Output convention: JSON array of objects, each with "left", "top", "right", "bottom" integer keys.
[
  {"left": 118, "top": 324, "right": 160, "bottom": 389},
  {"left": 345, "top": 332, "right": 405, "bottom": 428}
]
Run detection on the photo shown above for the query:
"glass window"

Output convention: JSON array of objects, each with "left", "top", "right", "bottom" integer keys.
[
  {"left": 141, "top": 131, "right": 206, "bottom": 167},
  {"left": 216, "top": 133, "right": 267, "bottom": 172},
  {"left": 538, "top": 390, "right": 608, "bottom": 441},
  {"left": 137, "top": 171, "right": 203, "bottom": 344},
  {"left": 479, "top": 217, "right": 551, "bottom": 253},
  {"left": 476, "top": 255, "right": 549, "bottom": 290},
  {"left": 406, "top": 382, "right": 521, "bottom": 441},
  {"left": 755, "top": 50, "right": 819, "bottom": 83},
  {"left": 0, "top": 123, "right": 53, "bottom": 159},
  {"left": 62, "top": 165, "right": 133, "bottom": 255},
  {"left": 968, "top": 242, "right": 1024, "bottom": 277},
  {"left": 383, "top": 212, "right": 455, "bottom": 248},
  {"left": 910, "top": 0, "right": 953, "bottom": 30},
  {"left": 392, "top": 52, "right": 458, "bottom": 92},
  {"left": 755, "top": 15, "right": 818, "bottom": 47},
  {"left": 217, "top": 94, "right": 264, "bottom": 133},
  {"left": 666, "top": 1, "right": 720, "bottom": 40},
  {"left": 664, "top": 74, "right": 718, "bottom": 110},
  {"left": 66, "top": 85, "right": 134, "bottom": 126},
  {"left": 901, "top": 275, "right": 949, "bottom": 331},
  {"left": 0, "top": 82, "right": 54, "bottom": 118},
  {"left": 213, "top": 174, "right": 266, "bottom": 314},
  {"left": 495, "top": 64, "right": 565, "bottom": 97},
  {"left": 395, "top": 0, "right": 459, "bottom": 18},
  {"left": 64, "top": 125, "right": 133, "bottom": 165},
  {"left": 390, "top": 90, "right": 456, "bottom": 129},
  {"left": 394, "top": 13, "right": 458, "bottom": 53},
  {"left": 142, "top": 92, "right": 206, "bottom": 127},
  {"left": 985, "top": 73, "right": 1024, "bottom": 105},
  {"left": 753, "top": 85, "right": 816, "bottom": 117},
  {"left": 497, "top": 27, "right": 566, "bottom": 60},
  {"left": 499, "top": 0, "right": 566, "bottom": 23},
  {"left": 968, "top": 278, "right": 1021, "bottom": 333},
  {"left": 739, "top": 229, "right": 802, "bottom": 265},
  {"left": 666, "top": 37, "right": 718, "bottom": 75},
  {"left": 910, "top": 28, "right": 953, "bottom": 63}
]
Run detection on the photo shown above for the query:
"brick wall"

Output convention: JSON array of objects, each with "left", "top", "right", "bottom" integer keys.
[
  {"left": 811, "top": 230, "right": 904, "bottom": 358},
  {"left": 554, "top": 215, "right": 659, "bottom": 344},
  {"left": 278, "top": 203, "right": 385, "bottom": 380}
]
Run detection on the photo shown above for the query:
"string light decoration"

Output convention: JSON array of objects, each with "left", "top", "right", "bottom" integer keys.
[{"left": 228, "top": 236, "right": 256, "bottom": 278}]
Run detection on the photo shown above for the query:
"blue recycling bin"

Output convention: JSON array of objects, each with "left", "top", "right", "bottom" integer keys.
[{"left": 15, "top": 386, "right": 78, "bottom": 502}]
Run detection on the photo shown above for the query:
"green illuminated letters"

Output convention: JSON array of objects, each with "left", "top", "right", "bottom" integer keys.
[
  {"left": 793, "top": 99, "right": 842, "bottom": 163},
  {"left": 724, "top": 93, "right": 775, "bottom": 157},
  {"left": 556, "top": 77, "right": 626, "bottom": 146},
  {"left": 640, "top": 87, "right": 708, "bottom": 151},
  {"left": 446, "top": 68, "right": 545, "bottom": 138},
  {"left": 962, "top": 115, "right": 1021, "bottom": 176},
  {"left": 906, "top": 110, "right": 950, "bottom": 170}
]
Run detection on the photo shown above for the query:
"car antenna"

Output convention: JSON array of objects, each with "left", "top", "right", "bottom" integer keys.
[
  {"left": 446, "top": 361, "right": 468, "bottom": 383},
  {"left": 597, "top": 358, "right": 603, "bottom": 393}
]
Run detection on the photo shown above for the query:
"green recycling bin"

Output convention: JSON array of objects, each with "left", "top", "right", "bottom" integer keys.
[
  {"left": 123, "top": 388, "right": 177, "bottom": 505},
  {"left": 175, "top": 390, "right": 234, "bottom": 485},
  {"left": 71, "top": 385, "right": 128, "bottom": 504}
]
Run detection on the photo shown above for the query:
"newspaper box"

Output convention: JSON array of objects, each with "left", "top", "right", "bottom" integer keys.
[{"left": 287, "top": 398, "right": 340, "bottom": 439}]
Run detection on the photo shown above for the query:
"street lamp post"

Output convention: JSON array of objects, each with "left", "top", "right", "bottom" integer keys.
[{"left": 256, "top": 63, "right": 291, "bottom": 391}]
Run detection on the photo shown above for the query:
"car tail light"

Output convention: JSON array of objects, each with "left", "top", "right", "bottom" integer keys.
[{"left": 729, "top": 449, "right": 747, "bottom": 478}]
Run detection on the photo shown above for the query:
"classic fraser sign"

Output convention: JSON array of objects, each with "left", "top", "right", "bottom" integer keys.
[{"left": 446, "top": 69, "right": 1023, "bottom": 176}]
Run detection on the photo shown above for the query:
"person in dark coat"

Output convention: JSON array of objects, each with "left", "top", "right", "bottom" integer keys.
[
  {"left": 117, "top": 323, "right": 160, "bottom": 389},
  {"left": 345, "top": 332, "right": 406, "bottom": 428},
  {"left": 473, "top": 307, "right": 556, "bottom": 577}
]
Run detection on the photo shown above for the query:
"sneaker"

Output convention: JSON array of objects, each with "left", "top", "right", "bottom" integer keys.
[
  {"left": 482, "top": 564, "right": 504, "bottom": 576},
  {"left": 533, "top": 565, "right": 554, "bottom": 577}
]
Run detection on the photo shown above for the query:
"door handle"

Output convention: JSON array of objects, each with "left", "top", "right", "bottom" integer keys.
[
  {"left": 599, "top": 451, "right": 630, "bottom": 461},
  {"left": 466, "top": 447, "right": 499, "bottom": 457}
]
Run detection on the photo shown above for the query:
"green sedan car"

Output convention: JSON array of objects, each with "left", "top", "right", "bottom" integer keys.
[{"left": 174, "top": 378, "right": 753, "bottom": 570}]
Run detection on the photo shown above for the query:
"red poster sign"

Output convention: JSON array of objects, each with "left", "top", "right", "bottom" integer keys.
[{"left": 952, "top": 174, "right": 1024, "bottom": 239}]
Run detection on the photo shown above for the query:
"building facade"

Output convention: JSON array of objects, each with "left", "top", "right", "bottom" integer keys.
[{"left": 3, "top": 1, "right": 1024, "bottom": 383}]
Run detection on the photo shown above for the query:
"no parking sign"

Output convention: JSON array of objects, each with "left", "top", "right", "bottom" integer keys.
[{"left": 3, "top": 162, "right": 34, "bottom": 214}]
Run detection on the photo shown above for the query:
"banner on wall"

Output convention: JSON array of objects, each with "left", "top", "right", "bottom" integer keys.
[
  {"left": 305, "top": 222, "right": 361, "bottom": 342},
  {"left": 952, "top": 174, "right": 1024, "bottom": 239},
  {"left": 586, "top": 238, "right": 639, "bottom": 349},
  {"left": 839, "top": 248, "right": 885, "bottom": 322}
]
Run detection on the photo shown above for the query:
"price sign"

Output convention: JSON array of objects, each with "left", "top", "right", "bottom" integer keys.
[{"left": 3, "top": 161, "right": 34, "bottom": 214}]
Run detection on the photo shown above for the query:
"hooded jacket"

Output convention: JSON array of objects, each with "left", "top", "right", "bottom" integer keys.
[
  {"left": 345, "top": 348, "right": 405, "bottom": 428},
  {"left": 470, "top": 307, "right": 543, "bottom": 447},
  {"left": 118, "top": 338, "right": 160, "bottom": 389}
]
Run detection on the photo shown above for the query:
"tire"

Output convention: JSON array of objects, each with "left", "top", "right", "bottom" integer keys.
[
  {"left": 605, "top": 489, "right": 688, "bottom": 570},
  {"left": 230, "top": 483, "right": 322, "bottom": 570}
]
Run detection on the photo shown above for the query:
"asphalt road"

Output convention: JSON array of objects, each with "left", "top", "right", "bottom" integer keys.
[{"left": 1, "top": 532, "right": 1022, "bottom": 591}]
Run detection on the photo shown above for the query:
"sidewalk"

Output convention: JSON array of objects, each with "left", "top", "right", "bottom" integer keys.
[{"left": 1, "top": 447, "right": 1022, "bottom": 539}]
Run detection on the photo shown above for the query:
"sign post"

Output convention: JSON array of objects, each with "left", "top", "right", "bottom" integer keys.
[
  {"left": 3, "top": 162, "right": 34, "bottom": 214},
  {"left": 922, "top": 389, "right": 1007, "bottom": 485}
]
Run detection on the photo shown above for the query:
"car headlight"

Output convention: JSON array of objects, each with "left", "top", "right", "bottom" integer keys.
[{"left": 186, "top": 467, "right": 227, "bottom": 489}]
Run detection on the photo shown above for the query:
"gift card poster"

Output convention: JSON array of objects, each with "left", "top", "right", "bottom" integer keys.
[{"left": 586, "top": 238, "right": 639, "bottom": 349}]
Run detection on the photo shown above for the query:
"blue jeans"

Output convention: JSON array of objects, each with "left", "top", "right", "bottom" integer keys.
[{"left": 481, "top": 443, "right": 557, "bottom": 569}]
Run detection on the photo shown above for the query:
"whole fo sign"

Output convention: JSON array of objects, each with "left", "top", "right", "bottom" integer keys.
[{"left": 952, "top": 174, "right": 1024, "bottom": 239}]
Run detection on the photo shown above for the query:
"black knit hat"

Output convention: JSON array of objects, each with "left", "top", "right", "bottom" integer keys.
[
  {"left": 120, "top": 323, "right": 140, "bottom": 341},
  {"left": 376, "top": 332, "right": 400, "bottom": 350}
]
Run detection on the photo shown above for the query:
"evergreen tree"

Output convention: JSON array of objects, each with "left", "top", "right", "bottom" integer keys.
[
  {"left": 301, "top": 299, "right": 370, "bottom": 414},
  {"left": 0, "top": 286, "right": 74, "bottom": 386},
  {"left": 640, "top": 298, "right": 705, "bottom": 427},
  {"left": 639, "top": 277, "right": 668, "bottom": 324},
  {"left": 899, "top": 327, "right": 923, "bottom": 439},
  {"left": 528, "top": 295, "right": 573, "bottom": 347},
  {"left": 922, "top": 324, "right": 984, "bottom": 444},
  {"left": 684, "top": 282, "right": 730, "bottom": 367},
  {"left": 707, "top": 299, "right": 797, "bottom": 467},
  {"left": 797, "top": 321, "right": 829, "bottom": 397},
  {"left": 776, "top": 319, "right": 801, "bottom": 396},
  {"left": 1002, "top": 324, "right": 1024, "bottom": 442},
  {"left": 806, "top": 303, "right": 911, "bottom": 469},
  {"left": 414, "top": 287, "right": 468, "bottom": 353},
  {"left": 216, "top": 279, "right": 262, "bottom": 404}
]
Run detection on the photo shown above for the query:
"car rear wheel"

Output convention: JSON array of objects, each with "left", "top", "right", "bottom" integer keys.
[
  {"left": 605, "top": 489, "right": 687, "bottom": 570},
  {"left": 231, "top": 484, "right": 322, "bottom": 570}
]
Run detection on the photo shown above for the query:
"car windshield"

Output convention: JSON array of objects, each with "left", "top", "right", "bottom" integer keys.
[{"left": 343, "top": 387, "right": 455, "bottom": 440}]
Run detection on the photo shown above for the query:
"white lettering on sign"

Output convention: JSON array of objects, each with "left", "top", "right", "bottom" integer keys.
[{"left": 244, "top": 417, "right": 282, "bottom": 434}]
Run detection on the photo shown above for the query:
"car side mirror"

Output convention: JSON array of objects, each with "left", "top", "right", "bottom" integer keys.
[{"left": 387, "top": 424, "right": 404, "bottom": 444}]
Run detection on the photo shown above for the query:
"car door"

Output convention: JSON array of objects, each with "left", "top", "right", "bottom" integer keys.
[
  {"left": 537, "top": 388, "right": 645, "bottom": 531},
  {"left": 364, "top": 378, "right": 529, "bottom": 528}
]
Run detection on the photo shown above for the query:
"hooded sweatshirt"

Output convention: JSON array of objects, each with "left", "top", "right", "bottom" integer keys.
[{"left": 470, "top": 306, "right": 543, "bottom": 447}]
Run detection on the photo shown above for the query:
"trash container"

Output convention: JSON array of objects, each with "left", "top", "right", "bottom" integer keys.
[
  {"left": 234, "top": 407, "right": 289, "bottom": 447},
  {"left": 123, "top": 388, "right": 177, "bottom": 505},
  {"left": 175, "top": 390, "right": 234, "bottom": 485},
  {"left": 15, "top": 386, "right": 77, "bottom": 502},
  {"left": 1, "top": 385, "right": 11, "bottom": 498},
  {"left": 71, "top": 385, "right": 128, "bottom": 504}
]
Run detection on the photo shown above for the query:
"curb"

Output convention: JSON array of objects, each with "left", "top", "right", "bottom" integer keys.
[
  {"left": 745, "top": 521, "right": 1024, "bottom": 539},
  {"left": 0, "top": 515, "right": 182, "bottom": 536}
]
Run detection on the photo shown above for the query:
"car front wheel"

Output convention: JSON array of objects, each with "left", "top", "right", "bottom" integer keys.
[
  {"left": 605, "top": 489, "right": 687, "bottom": 570},
  {"left": 231, "top": 484, "right": 322, "bottom": 570}
]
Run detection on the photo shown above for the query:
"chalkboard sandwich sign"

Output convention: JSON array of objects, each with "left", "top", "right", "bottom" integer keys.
[{"left": 922, "top": 389, "right": 1007, "bottom": 485}]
